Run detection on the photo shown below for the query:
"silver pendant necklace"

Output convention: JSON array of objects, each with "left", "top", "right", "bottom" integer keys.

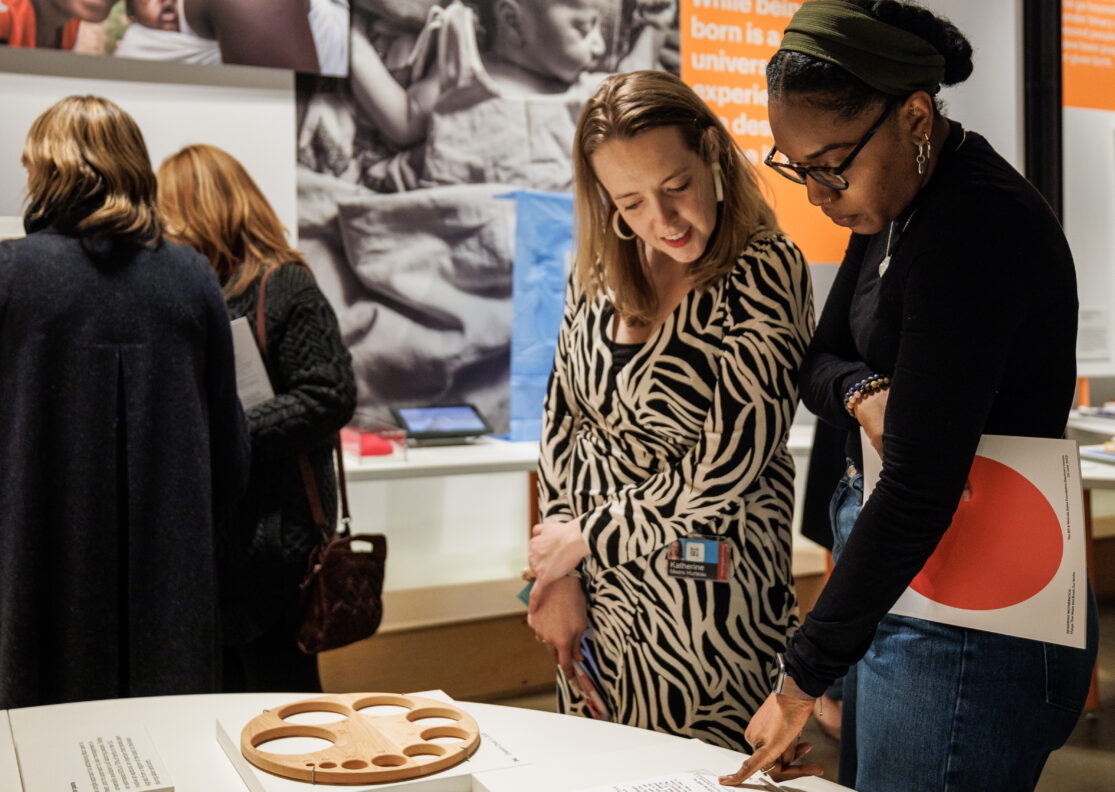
[
  {"left": 878, "top": 210, "right": 916, "bottom": 277},
  {"left": 877, "top": 126, "right": 963, "bottom": 276}
]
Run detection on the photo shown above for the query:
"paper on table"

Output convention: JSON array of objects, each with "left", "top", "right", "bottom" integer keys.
[
  {"left": 862, "top": 431, "right": 1087, "bottom": 648},
  {"left": 574, "top": 769, "right": 764, "bottom": 791},
  {"left": 8, "top": 707, "right": 173, "bottom": 792},
  {"left": 1079, "top": 444, "right": 1115, "bottom": 465},
  {"left": 230, "top": 316, "right": 274, "bottom": 409}
]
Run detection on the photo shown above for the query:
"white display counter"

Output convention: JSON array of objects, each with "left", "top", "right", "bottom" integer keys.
[
  {"left": 345, "top": 438, "right": 540, "bottom": 482},
  {"left": 1, "top": 692, "right": 851, "bottom": 792},
  {"left": 343, "top": 424, "right": 822, "bottom": 635}
]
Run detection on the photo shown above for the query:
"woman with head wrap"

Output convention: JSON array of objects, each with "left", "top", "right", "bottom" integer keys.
[{"left": 720, "top": 2, "right": 1098, "bottom": 790}]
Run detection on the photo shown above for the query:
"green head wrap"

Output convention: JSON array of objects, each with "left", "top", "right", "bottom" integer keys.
[{"left": 778, "top": 0, "right": 946, "bottom": 96}]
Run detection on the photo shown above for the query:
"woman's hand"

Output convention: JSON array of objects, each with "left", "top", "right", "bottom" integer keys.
[
  {"left": 298, "top": 93, "right": 356, "bottom": 178},
  {"left": 527, "top": 576, "right": 588, "bottom": 679},
  {"left": 718, "top": 691, "right": 822, "bottom": 786},
  {"left": 854, "top": 387, "right": 889, "bottom": 461},
  {"left": 528, "top": 517, "right": 589, "bottom": 592}
]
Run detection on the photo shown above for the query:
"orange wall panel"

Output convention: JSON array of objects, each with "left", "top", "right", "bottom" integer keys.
[
  {"left": 1063, "top": 0, "right": 1115, "bottom": 111},
  {"left": 680, "top": 0, "right": 849, "bottom": 264}
]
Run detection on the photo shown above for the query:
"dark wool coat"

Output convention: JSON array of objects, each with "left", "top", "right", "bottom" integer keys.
[{"left": 0, "top": 228, "right": 249, "bottom": 709}]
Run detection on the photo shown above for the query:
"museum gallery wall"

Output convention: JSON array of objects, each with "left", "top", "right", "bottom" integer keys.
[
  {"left": 0, "top": 1, "right": 1036, "bottom": 438},
  {"left": 295, "top": 0, "right": 834, "bottom": 438}
]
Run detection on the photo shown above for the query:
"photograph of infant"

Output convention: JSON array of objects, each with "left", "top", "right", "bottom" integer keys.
[
  {"left": 297, "top": 0, "right": 679, "bottom": 434},
  {"left": 1, "top": 0, "right": 350, "bottom": 76}
]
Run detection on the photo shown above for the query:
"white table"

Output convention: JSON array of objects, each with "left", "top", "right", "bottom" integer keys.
[
  {"left": 1078, "top": 455, "right": 1112, "bottom": 712},
  {"left": 1, "top": 692, "right": 850, "bottom": 792},
  {"left": 0, "top": 711, "right": 18, "bottom": 792},
  {"left": 342, "top": 426, "right": 823, "bottom": 635},
  {"left": 1066, "top": 409, "right": 1115, "bottom": 439},
  {"left": 341, "top": 439, "right": 539, "bottom": 613},
  {"left": 344, "top": 438, "right": 540, "bottom": 482},
  {"left": 341, "top": 427, "right": 822, "bottom": 585},
  {"left": 1066, "top": 412, "right": 1114, "bottom": 711},
  {"left": 342, "top": 427, "right": 816, "bottom": 481},
  {"left": 1070, "top": 414, "right": 1115, "bottom": 495}
]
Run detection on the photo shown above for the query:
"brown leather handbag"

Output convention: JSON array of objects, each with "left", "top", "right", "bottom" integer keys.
[{"left": 295, "top": 443, "right": 387, "bottom": 654}]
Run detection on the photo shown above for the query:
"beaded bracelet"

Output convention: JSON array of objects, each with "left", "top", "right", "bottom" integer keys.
[{"left": 844, "top": 374, "right": 891, "bottom": 417}]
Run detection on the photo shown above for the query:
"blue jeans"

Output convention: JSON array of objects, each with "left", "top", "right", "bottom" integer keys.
[
  {"left": 829, "top": 465, "right": 1099, "bottom": 792},
  {"left": 829, "top": 466, "right": 862, "bottom": 786}
]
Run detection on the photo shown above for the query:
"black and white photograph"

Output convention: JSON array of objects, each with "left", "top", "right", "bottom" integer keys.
[{"left": 297, "top": 0, "right": 679, "bottom": 433}]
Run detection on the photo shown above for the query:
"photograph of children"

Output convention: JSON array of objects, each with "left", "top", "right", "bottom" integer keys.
[
  {"left": 1, "top": 0, "right": 351, "bottom": 77},
  {"left": 297, "top": 0, "right": 679, "bottom": 433},
  {"left": 0, "top": 0, "right": 114, "bottom": 51}
]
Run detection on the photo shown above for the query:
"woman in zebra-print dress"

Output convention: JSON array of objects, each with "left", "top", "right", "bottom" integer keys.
[{"left": 526, "top": 71, "right": 814, "bottom": 750}]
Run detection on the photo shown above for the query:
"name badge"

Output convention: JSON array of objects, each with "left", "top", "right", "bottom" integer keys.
[{"left": 667, "top": 537, "right": 730, "bottom": 582}]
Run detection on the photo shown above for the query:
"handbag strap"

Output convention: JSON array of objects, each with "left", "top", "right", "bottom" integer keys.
[
  {"left": 253, "top": 264, "right": 348, "bottom": 543},
  {"left": 334, "top": 439, "right": 351, "bottom": 527},
  {"left": 255, "top": 265, "right": 277, "bottom": 361},
  {"left": 297, "top": 442, "right": 350, "bottom": 540}
]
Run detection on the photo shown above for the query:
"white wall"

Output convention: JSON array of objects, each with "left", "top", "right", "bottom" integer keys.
[
  {"left": 0, "top": 47, "right": 298, "bottom": 236},
  {"left": 928, "top": 0, "right": 1024, "bottom": 170},
  {"left": 0, "top": 4, "right": 1058, "bottom": 589},
  {"left": 349, "top": 472, "right": 531, "bottom": 593},
  {"left": 798, "top": 0, "right": 1023, "bottom": 317},
  {"left": 1066, "top": 107, "right": 1115, "bottom": 376}
]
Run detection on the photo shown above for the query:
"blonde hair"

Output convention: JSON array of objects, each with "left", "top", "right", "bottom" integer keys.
[
  {"left": 573, "top": 71, "right": 779, "bottom": 324},
  {"left": 157, "top": 144, "right": 308, "bottom": 296},
  {"left": 22, "top": 95, "right": 160, "bottom": 246}
]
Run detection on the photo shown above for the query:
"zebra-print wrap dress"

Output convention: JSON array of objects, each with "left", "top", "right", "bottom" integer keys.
[{"left": 537, "top": 232, "right": 814, "bottom": 749}]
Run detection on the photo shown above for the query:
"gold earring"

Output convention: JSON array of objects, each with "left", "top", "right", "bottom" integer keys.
[
  {"left": 711, "top": 162, "right": 724, "bottom": 202},
  {"left": 916, "top": 133, "right": 931, "bottom": 175},
  {"left": 612, "top": 210, "right": 635, "bottom": 240}
]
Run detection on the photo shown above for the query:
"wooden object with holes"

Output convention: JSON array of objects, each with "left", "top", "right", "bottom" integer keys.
[{"left": 240, "top": 692, "right": 480, "bottom": 784}]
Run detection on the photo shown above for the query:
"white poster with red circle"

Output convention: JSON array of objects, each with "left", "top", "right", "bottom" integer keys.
[{"left": 862, "top": 433, "right": 1087, "bottom": 649}]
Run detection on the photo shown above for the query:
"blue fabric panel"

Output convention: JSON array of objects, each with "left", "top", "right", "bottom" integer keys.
[{"left": 506, "top": 190, "right": 574, "bottom": 442}]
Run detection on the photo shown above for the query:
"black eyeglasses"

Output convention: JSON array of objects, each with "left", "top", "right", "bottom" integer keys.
[{"left": 764, "top": 99, "right": 899, "bottom": 191}]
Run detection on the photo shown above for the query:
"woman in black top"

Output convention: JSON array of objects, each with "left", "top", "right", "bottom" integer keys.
[
  {"left": 721, "top": 2, "right": 1099, "bottom": 790},
  {"left": 158, "top": 144, "right": 356, "bottom": 692}
]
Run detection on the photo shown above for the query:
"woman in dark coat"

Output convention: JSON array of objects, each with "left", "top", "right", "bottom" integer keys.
[
  {"left": 0, "top": 95, "right": 250, "bottom": 709},
  {"left": 158, "top": 143, "right": 356, "bottom": 692}
]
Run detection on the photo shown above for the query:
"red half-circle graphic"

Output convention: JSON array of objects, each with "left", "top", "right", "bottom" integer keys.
[{"left": 909, "top": 456, "right": 1063, "bottom": 610}]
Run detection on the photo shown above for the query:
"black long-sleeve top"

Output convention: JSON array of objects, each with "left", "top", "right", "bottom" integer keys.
[{"left": 785, "top": 120, "right": 1079, "bottom": 696}]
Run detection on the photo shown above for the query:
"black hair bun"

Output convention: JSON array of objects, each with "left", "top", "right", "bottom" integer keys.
[{"left": 869, "top": 0, "right": 974, "bottom": 85}]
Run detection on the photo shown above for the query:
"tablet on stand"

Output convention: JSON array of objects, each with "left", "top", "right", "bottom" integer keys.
[{"left": 389, "top": 404, "right": 493, "bottom": 446}]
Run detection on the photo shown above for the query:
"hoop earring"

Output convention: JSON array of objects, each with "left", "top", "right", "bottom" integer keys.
[
  {"left": 711, "top": 162, "right": 724, "bottom": 202},
  {"left": 612, "top": 210, "right": 635, "bottom": 240},
  {"left": 916, "top": 133, "right": 931, "bottom": 176}
]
